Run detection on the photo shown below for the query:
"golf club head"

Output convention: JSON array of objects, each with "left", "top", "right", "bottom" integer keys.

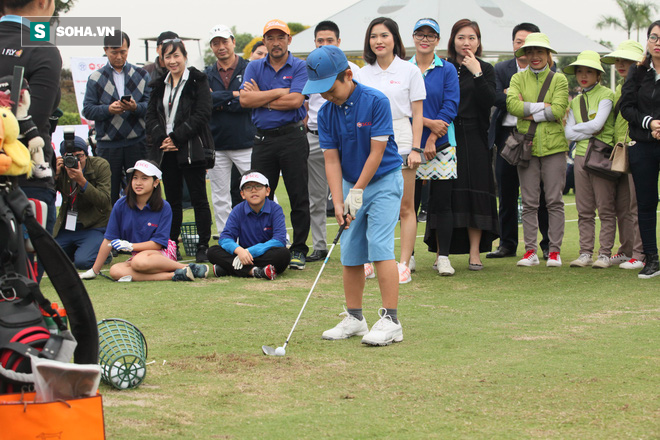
[{"left": 262, "top": 345, "right": 285, "bottom": 356}]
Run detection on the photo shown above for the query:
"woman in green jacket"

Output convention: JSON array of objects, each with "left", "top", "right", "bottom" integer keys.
[
  {"left": 563, "top": 51, "right": 616, "bottom": 269},
  {"left": 506, "top": 33, "right": 569, "bottom": 268},
  {"left": 601, "top": 41, "right": 645, "bottom": 270}
]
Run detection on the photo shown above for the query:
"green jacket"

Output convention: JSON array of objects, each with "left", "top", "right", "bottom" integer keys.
[
  {"left": 54, "top": 155, "right": 112, "bottom": 236},
  {"left": 613, "top": 83, "right": 632, "bottom": 145},
  {"left": 568, "top": 83, "right": 614, "bottom": 156},
  {"left": 507, "top": 67, "right": 569, "bottom": 157}
]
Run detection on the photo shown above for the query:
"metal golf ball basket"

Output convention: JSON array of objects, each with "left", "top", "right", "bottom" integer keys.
[{"left": 98, "top": 318, "right": 148, "bottom": 389}]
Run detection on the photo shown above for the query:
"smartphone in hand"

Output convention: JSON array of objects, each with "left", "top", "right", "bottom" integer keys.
[{"left": 121, "top": 95, "right": 132, "bottom": 103}]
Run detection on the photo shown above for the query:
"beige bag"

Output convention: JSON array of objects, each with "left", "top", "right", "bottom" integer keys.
[{"left": 609, "top": 129, "right": 631, "bottom": 173}]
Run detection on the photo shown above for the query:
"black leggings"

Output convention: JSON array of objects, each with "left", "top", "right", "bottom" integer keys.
[{"left": 423, "top": 179, "right": 454, "bottom": 256}]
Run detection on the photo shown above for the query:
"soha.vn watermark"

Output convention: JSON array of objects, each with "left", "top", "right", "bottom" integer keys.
[{"left": 22, "top": 17, "right": 122, "bottom": 46}]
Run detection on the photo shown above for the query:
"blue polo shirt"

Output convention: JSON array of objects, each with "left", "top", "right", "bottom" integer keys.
[
  {"left": 104, "top": 197, "right": 172, "bottom": 248},
  {"left": 219, "top": 198, "right": 287, "bottom": 258},
  {"left": 318, "top": 81, "right": 402, "bottom": 184},
  {"left": 240, "top": 52, "right": 308, "bottom": 130}
]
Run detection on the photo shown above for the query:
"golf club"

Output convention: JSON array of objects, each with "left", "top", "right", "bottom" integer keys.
[{"left": 262, "top": 216, "right": 348, "bottom": 356}]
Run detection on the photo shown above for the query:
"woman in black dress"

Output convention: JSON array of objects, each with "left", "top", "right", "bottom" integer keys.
[{"left": 446, "top": 19, "right": 499, "bottom": 270}]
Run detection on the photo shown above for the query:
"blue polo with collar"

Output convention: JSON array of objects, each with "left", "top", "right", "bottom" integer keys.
[
  {"left": 318, "top": 81, "right": 402, "bottom": 184},
  {"left": 104, "top": 197, "right": 172, "bottom": 248},
  {"left": 240, "top": 52, "right": 308, "bottom": 130},
  {"left": 409, "top": 54, "right": 459, "bottom": 147},
  {"left": 219, "top": 198, "right": 287, "bottom": 257}
]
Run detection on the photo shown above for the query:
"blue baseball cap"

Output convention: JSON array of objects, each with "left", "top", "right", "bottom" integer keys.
[
  {"left": 413, "top": 18, "right": 440, "bottom": 35},
  {"left": 302, "top": 45, "right": 349, "bottom": 95}
]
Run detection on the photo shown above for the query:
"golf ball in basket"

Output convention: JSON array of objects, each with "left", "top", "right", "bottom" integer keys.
[{"left": 275, "top": 347, "right": 285, "bottom": 356}]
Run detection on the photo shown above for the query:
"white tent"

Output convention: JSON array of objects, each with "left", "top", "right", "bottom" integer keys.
[{"left": 289, "top": 0, "right": 610, "bottom": 57}]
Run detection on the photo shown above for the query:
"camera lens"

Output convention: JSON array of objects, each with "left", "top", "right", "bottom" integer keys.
[{"left": 63, "top": 154, "right": 79, "bottom": 168}]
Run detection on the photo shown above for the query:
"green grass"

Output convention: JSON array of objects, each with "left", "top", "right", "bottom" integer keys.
[{"left": 39, "top": 182, "right": 660, "bottom": 439}]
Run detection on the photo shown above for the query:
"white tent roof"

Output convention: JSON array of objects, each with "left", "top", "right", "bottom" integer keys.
[{"left": 289, "top": 0, "right": 609, "bottom": 57}]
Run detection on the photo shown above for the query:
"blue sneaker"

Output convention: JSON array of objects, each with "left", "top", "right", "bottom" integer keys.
[
  {"left": 189, "top": 263, "right": 209, "bottom": 279},
  {"left": 289, "top": 251, "right": 306, "bottom": 270},
  {"left": 172, "top": 266, "right": 194, "bottom": 281}
]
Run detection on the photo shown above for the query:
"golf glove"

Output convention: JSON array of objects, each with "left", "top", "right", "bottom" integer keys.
[
  {"left": 343, "top": 188, "right": 363, "bottom": 217},
  {"left": 80, "top": 268, "right": 98, "bottom": 280},
  {"left": 232, "top": 256, "right": 243, "bottom": 270},
  {"left": 110, "top": 239, "right": 133, "bottom": 252}
]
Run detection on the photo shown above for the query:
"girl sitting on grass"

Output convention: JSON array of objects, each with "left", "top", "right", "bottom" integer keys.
[{"left": 80, "top": 160, "right": 208, "bottom": 281}]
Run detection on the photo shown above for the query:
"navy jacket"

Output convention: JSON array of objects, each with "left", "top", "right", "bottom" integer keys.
[{"left": 204, "top": 57, "right": 255, "bottom": 151}]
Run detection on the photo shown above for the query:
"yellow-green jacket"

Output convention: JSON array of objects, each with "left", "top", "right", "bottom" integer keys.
[
  {"left": 613, "top": 83, "right": 632, "bottom": 144},
  {"left": 506, "top": 67, "right": 569, "bottom": 157},
  {"left": 568, "top": 83, "right": 615, "bottom": 156}
]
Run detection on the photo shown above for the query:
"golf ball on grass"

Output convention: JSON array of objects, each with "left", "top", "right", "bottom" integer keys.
[{"left": 275, "top": 347, "right": 285, "bottom": 356}]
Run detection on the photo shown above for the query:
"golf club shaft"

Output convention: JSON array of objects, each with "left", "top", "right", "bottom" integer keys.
[{"left": 283, "top": 218, "right": 348, "bottom": 349}]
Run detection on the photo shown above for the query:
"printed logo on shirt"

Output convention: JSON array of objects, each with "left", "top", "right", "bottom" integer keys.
[
  {"left": 147, "top": 222, "right": 158, "bottom": 228},
  {"left": 264, "top": 227, "right": 272, "bottom": 231},
  {"left": 389, "top": 80, "right": 401, "bottom": 85},
  {"left": 356, "top": 122, "right": 372, "bottom": 128},
  {"left": 282, "top": 75, "right": 292, "bottom": 80},
  {"left": 1, "top": 48, "right": 23, "bottom": 57}
]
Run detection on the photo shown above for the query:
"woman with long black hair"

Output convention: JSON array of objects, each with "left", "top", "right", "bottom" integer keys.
[
  {"left": 146, "top": 39, "right": 213, "bottom": 263},
  {"left": 619, "top": 20, "right": 660, "bottom": 279}
]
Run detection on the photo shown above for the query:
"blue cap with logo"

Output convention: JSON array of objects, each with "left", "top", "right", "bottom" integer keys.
[
  {"left": 413, "top": 18, "right": 440, "bottom": 35},
  {"left": 302, "top": 45, "right": 349, "bottom": 95}
]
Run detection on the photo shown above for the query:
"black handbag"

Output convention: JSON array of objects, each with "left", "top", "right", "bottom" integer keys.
[
  {"left": 184, "top": 125, "right": 215, "bottom": 169},
  {"left": 579, "top": 96, "right": 621, "bottom": 181},
  {"left": 500, "top": 71, "right": 554, "bottom": 167}
]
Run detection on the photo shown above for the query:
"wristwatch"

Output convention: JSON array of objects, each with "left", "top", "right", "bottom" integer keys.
[{"left": 473, "top": 71, "right": 483, "bottom": 78}]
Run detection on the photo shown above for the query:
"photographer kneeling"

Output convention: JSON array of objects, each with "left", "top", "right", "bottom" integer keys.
[{"left": 54, "top": 134, "right": 112, "bottom": 270}]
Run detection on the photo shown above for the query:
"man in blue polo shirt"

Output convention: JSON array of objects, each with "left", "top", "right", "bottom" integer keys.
[
  {"left": 207, "top": 171, "right": 290, "bottom": 280},
  {"left": 303, "top": 45, "right": 404, "bottom": 347},
  {"left": 240, "top": 19, "right": 310, "bottom": 271}
]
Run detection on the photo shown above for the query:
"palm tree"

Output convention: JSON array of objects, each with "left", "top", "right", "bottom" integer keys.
[{"left": 597, "top": 0, "right": 659, "bottom": 41}]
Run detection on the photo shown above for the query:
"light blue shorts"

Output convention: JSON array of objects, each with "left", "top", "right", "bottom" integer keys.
[{"left": 340, "top": 169, "right": 403, "bottom": 266}]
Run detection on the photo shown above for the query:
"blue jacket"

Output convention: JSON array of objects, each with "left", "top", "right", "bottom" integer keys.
[{"left": 205, "top": 57, "right": 255, "bottom": 150}]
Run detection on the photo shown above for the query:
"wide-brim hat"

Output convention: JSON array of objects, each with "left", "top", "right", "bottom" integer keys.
[
  {"left": 601, "top": 40, "right": 645, "bottom": 64},
  {"left": 302, "top": 46, "right": 349, "bottom": 95},
  {"left": 563, "top": 50, "right": 604, "bottom": 75},
  {"left": 514, "top": 33, "right": 556, "bottom": 57}
]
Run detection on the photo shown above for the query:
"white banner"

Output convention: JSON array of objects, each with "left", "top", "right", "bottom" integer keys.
[{"left": 70, "top": 57, "right": 108, "bottom": 124}]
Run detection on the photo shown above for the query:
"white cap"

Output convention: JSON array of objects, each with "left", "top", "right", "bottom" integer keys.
[
  {"left": 127, "top": 160, "right": 162, "bottom": 179},
  {"left": 240, "top": 171, "right": 269, "bottom": 189},
  {"left": 209, "top": 24, "right": 234, "bottom": 43}
]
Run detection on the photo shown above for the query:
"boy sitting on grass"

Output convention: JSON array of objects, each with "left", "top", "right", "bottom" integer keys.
[
  {"left": 207, "top": 171, "right": 290, "bottom": 280},
  {"left": 302, "top": 45, "right": 404, "bottom": 346}
]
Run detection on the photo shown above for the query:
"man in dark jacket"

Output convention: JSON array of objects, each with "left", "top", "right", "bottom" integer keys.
[
  {"left": 54, "top": 136, "right": 112, "bottom": 270},
  {"left": 205, "top": 24, "right": 255, "bottom": 235},
  {"left": 487, "top": 23, "right": 551, "bottom": 260}
]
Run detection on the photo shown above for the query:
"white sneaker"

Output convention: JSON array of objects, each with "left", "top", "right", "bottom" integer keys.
[
  {"left": 364, "top": 263, "right": 375, "bottom": 279},
  {"left": 592, "top": 254, "right": 611, "bottom": 269},
  {"left": 517, "top": 250, "right": 540, "bottom": 266},
  {"left": 322, "top": 308, "right": 369, "bottom": 340},
  {"left": 620, "top": 258, "right": 644, "bottom": 269},
  {"left": 570, "top": 253, "right": 593, "bottom": 267},
  {"left": 610, "top": 253, "right": 629, "bottom": 264},
  {"left": 361, "top": 308, "right": 403, "bottom": 346},
  {"left": 546, "top": 252, "right": 562, "bottom": 267},
  {"left": 397, "top": 262, "right": 411, "bottom": 284},
  {"left": 408, "top": 255, "right": 416, "bottom": 272},
  {"left": 436, "top": 256, "right": 455, "bottom": 276}
]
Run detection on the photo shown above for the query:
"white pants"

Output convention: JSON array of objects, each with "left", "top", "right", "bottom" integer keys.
[{"left": 207, "top": 148, "right": 252, "bottom": 235}]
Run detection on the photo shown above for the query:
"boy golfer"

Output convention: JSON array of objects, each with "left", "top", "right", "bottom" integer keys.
[
  {"left": 207, "top": 171, "right": 291, "bottom": 280},
  {"left": 302, "top": 45, "right": 404, "bottom": 346}
]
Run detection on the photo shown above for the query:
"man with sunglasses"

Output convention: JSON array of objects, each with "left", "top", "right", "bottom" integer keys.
[{"left": 54, "top": 136, "right": 112, "bottom": 270}]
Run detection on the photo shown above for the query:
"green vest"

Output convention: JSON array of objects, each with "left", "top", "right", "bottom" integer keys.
[
  {"left": 613, "top": 83, "right": 632, "bottom": 144},
  {"left": 569, "top": 83, "right": 615, "bottom": 157}
]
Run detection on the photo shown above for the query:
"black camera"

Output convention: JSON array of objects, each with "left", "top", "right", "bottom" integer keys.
[{"left": 62, "top": 130, "right": 79, "bottom": 169}]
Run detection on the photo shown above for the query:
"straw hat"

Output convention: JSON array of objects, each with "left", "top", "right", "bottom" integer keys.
[
  {"left": 514, "top": 33, "right": 557, "bottom": 57},
  {"left": 563, "top": 50, "right": 604, "bottom": 75},
  {"left": 601, "top": 40, "right": 645, "bottom": 64}
]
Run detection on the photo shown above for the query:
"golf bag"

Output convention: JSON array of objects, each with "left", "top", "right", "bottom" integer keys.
[{"left": 0, "top": 168, "right": 99, "bottom": 395}]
